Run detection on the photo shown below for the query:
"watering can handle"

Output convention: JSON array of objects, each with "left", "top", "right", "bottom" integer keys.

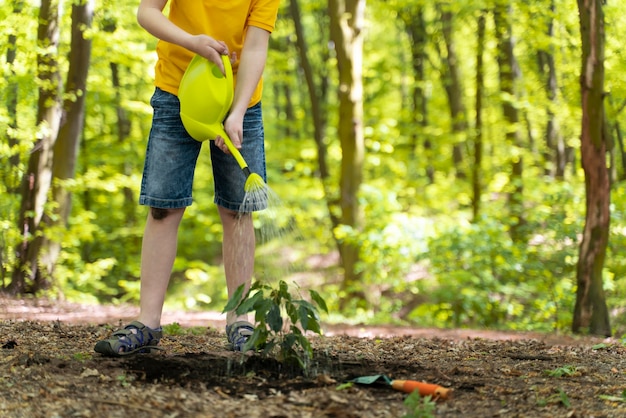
[{"left": 219, "top": 133, "right": 249, "bottom": 171}]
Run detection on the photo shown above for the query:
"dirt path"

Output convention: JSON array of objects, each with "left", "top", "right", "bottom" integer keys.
[
  {"left": 1, "top": 296, "right": 624, "bottom": 418},
  {"left": 0, "top": 296, "right": 606, "bottom": 344}
]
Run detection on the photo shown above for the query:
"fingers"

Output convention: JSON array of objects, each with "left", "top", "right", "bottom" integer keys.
[
  {"left": 189, "top": 35, "right": 228, "bottom": 73},
  {"left": 214, "top": 136, "right": 230, "bottom": 155},
  {"left": 215, "top": 132, "right": 242, "bottom": 156}
]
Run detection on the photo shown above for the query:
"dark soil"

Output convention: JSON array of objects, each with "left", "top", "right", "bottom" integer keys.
[{"left": 1, "top": 297, "right": 625, "bottom": 417}]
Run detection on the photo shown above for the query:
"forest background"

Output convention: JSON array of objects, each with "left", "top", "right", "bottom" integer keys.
[{"left": 1, "top": 0, "right": 624, "bottom": 338}]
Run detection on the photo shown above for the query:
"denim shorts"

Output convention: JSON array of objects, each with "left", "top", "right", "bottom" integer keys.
[{"left": 139, "top": 88, "right": 266, "bottom": 211}]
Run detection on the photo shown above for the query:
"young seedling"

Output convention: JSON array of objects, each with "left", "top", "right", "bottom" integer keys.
[
  {"left": 402, "top": 390, "right": 437, "bottom": 418},
  {"left": 224, "top": 280, "right": 328, "bottom": 370},
  {"left": 544, "top": 365, "right": 578, "bottom": 378}
]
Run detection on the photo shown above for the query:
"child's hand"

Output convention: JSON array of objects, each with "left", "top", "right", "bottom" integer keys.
[
  {"left": 215, "top": 112, "right": 244, "bottom": 154},
  {"left": 187, "top": 35, "right": 229, "bottom": 73}
]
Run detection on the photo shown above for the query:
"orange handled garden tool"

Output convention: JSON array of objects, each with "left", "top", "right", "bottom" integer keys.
[{"left": 351, "top": 374, "right": 452, "bottom": 400}]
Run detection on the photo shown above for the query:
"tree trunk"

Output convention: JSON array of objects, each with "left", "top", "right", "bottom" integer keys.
[
  {"left": 472, "top": 11, "right": 486, "bottom": 221},
  {"left": 8, "top": 0, "right": 62, "bottom": 295},
  {"left": 41, "top": 0, "right": 95, "bottom": 280},
  {"left": 438, "top": 4, "right": 468, "bottom": 179},
  {"left": 4, "top": 0, "right": 24, "bottom": 194},
  {"left": 328, "top": 0, "right": 365, "bottom": 305},
  {"left": 615, "top": 120, "right": 626, "bottom": 181},
  {"left": 289, "top": 0, "right": 330, "bottom": 182},
  {"left": 399, "top": 6, "right": 431, "bottom": 182},
  {"left": 493, "top": 2, "right": 525, "bottom": 241},
  {"left": 102, "top": 16, "right": 136, "bottom": 226},
  {"left": 538, "top": 0, "right": 566, "bottom": 179},
  {"left": 573, "top": 0, "right": 611, "bottom": 337}
]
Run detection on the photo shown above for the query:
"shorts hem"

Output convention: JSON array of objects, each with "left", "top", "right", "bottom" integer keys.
[
  {"left": 214, "top": 195, "right": 268, "bottom": 213},
  {"left": 139, "top": 196, "right": 193, "bottom": 209}
]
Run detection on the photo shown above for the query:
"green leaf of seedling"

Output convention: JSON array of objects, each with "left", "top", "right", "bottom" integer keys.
[
  {"left": 236, "top": 290, "right": 263, "bottom": 315},
  {"left": 286, "top": 301, "right": 298, "bottom": 323},
  {"left": 336, "top": 382, "right": 353, "bottom": 390},
  {"left": 310, "top": 289, "right": 328, "bottom": 313},
  {"left": 267, "top": 304, "right": 283, "bottom": 332},
  {"left": 592, "top": 343, "right": 609, "bottom": 350},
  {"left": 298, "top": 300, "right": 321, "bottom": 319},
  {"left": 306, "top": 315, "right": 321, "bottom": 334},
  {"left": 223, "top": 284, "right": 246, "bottom": 313},
  {"left": 558, "top": 389, "right": 570, "bottom": 408},
  {"left": 298, "top": 335, "right": 313, "bottom": 357},
  {"left": 243, "top": 328, "right": 267, "bottom": 352},
  {"left": 279, "top": 280, "right": 291, "bottom": 300},
  {"left": 254, "top": 299, "right": 274, "bottom": 322},
  {"left": 299, "top": 305, "right": 310, "bottom": 331}
]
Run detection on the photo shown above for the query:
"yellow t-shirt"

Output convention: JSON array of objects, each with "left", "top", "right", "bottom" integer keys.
[{"left": 154, "top": 0, "right": 280, "bottom": 107}]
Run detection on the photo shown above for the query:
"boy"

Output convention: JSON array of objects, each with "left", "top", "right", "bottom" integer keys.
[{"left": 94, "top": 0, "right": 280, "bottom": 355}]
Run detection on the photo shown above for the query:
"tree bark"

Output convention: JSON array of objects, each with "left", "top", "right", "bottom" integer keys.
[
  {"left": 538, "top": 0, "right": 567, "bottom": 179},
  {"left": 328, "top": 0, "right": 366, "bottom": 304},
  {"left": 493, "top": 2, "right": 525, "bottom": 241},
  {"left": 4, "top": 0, "right": 24, "bottom": 194},
  {"left": 399, "top": 7, "right": 432, "bottom": 182},
  {"left": 438, "top": 4, "right": 468, "bottom": 179},
  {"left": 472, "top": 11, "right": 486, "bottom": 221},
  {"left": 572, "top": 0, "right": 611, "bottom": 337},
  {"left": 41, "top": 0, "right": 95, "bottom": 280},
  {"left": 102, "top": 16, "right": 135, "bottom": 226},
  {"left": 8, "top": 0, "right": 62, "bottom": 295},
  {"left": 289, "top": 0, "right": 330, "bottom": 182}
]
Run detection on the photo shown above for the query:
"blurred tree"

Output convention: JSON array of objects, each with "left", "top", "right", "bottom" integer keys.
[
  {"left": 9, "top": 0, "right": 63, "bottom": 294},
  {"left": 472, "top": 10, "right": 487, "bottom": 220},
  {"left": 398, "top": 5, "right": 432, "bottom": 182},
  {"left": 8, "top": 0, "right": 94, "bottom": 294},
  {"left": 573, "top": 0, "right": 611, "bottom": 337},
  {"left": 437, "top": 2, "right": 468, "bottom": 179},
  {"left": 4, "top": 0, "right": 23, "bottom": 195},
  {"left": 45, "top": 0, "right": 95, "bottom": 278},
  {"left": 288, "top": 0, "right": 330, "bottom": 180},
  {"left": 494, "top": 0, "right": 526, "bottom": 242},
  {"left": 538, "top": 0, "right": 567, "bottom": 178},
  {"left": 328, "top": 0, "right": 366, "bottom": 305}
]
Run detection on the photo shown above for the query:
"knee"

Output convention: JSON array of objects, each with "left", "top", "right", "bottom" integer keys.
[
  {"left": 150, "top": 207, "right": 171, "bottom": 220},
  {"left": 219, "top": 207, "right": 248, "bottom": 221}
]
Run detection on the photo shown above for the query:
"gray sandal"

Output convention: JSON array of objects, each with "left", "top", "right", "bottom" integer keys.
[
  {"left": 94, "top": 321, "right": 163, "bottom": 357},
  {"left": 226, "top": 321, "right": 255, "bottom": 352}
]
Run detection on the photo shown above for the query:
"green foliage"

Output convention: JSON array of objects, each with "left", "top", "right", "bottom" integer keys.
[
  {"left": 162, "top": 322, "right": 208, "bottom": 336},
  {"left": 225, "top": 280, "right": 328, "bottom": 370},
  {"left": 402, "top": 391, "right": 437, "bottom": 418},
  {"left": 407, "top": 178, "right": 583, "bottom": 332},
  {"left": 535, "top": 388, "right": 571, "bottom": 408},
  {"left": 2, "top": 0, "right": 626, "bottom": 340},
  {"left": 599, "top": 390, "right": 626, "bottom": 403},
  {"left": 544, "top": 365, "right": 579, "bottom": 378}
]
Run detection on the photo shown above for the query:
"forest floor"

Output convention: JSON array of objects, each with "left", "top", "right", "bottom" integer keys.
[{"left": 1, "top": 296, "right": 625, "bottom": 418}]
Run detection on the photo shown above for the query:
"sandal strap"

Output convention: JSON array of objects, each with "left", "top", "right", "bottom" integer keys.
[
  {"left": 226, "top": 321, "right": 255, "bottom": 351},
  {"left": 95, "top": 321, "right": 162, "bottom": 357}
]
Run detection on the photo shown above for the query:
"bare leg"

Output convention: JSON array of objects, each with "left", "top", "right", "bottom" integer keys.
[
  {"left": 219, "top": 206, "right": 255, "bottom": 325},
  {"left": 137, "top": 207, "right": 185, "bottom": 329}
]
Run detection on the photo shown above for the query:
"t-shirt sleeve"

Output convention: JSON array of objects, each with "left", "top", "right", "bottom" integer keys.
[{"left": 248, "top": 0, "right": 280, "bottom": 33}]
